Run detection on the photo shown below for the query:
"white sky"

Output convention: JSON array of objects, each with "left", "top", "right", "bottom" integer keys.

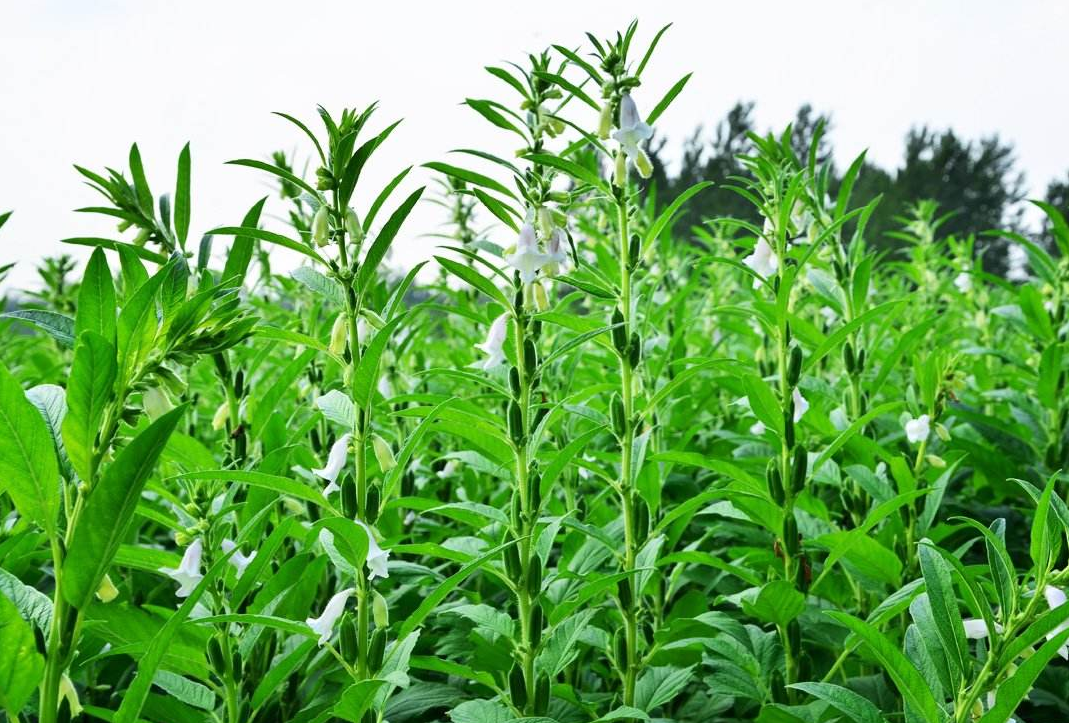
[{"left": 2, "top": 0, "right": 1067, "bottom": 290}]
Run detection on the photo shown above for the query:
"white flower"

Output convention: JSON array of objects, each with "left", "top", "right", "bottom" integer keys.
[
  {"left": 749, "top": 421, "right": 766, "bottom": 436},
  {"left": 819, "top": 306, "right": 838, "bottom": 325},
  {"left": 59, "top": 674, "right": 83, "bottom": 717},
  {"left": 437, "top": 459, "right": 461, "bottom": 479},
  {"left": 476, "top": 314, "right": 509, "bottom": 370},
  {"left": 306, "top": 587, "right": 354, "bottom": 645},
  {"left": 612, "top": 94, "right": 653, "bottom": 176},
  {"left": 160, "top": 538, "right": 203, "bottom": 597},
  {"left": 954, "top": 271, "right": 972, "bottom": 294},
  {"left": 904, "top": 414, "right": 930, "bottom": 445},
  {"left": 743, "top": 237, "right": 778, "bottom": 288},
  {"left": 221, "top": 539, "right": 257, "bottom": 578},
  {"left": 1044, "top": 586, "right": 1069, "bottom": 659},
  {"left": 356, "top": 519, "right": 390, "bottom": 580},
  {"left": 313, "top": 433, "right": 352, "bottom": 497},
  {"left": 1007, "top": 244, "right": 1030, "bottom": 282},
  {"left": 792, "top": 388, "right": 809, "bottom": 422},
  {"left": 505, "top": 223, "right": 553, "bottom": 284},
  {"left": 963, "top": 618, "right": 1003, "bottom": 639}
]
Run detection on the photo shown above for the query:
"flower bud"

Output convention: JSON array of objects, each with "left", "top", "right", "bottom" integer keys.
[
  {"left": 344, "top": 208, "right": 364, "bottom": 244},
  {"left": 537, "top": 207, "right": 553, "bottom": 238},
  {"left": 329, "top": 313, "right": 348, "bottom": 356},
  {"left": 533, "top": 281, "right": 549, "bottom": 312},
  {"left": 95, "top": 573, "right": 119, "bottom": 603},
  {"left": 598, "top": 103, "right": 614, "bottom": 139},
  {"left": 142, "top": 386, "right": 173, "bottom": 420},
  {"left": 614, "top": 151, "right": 627, "bottom": 187},
  {"left": 372, "top": 434, "right": 396, "bottom": 472},
  {"left": 634, "top": 149, "right": 653, "bottom": 179},
  {"left": 211, "top": 401, "right": 229, "bottom": 431},
  {"left": 372, "top": 590, "right": 389, "bottom": 628},
  {"left": 312, "top": 205, "right": 330, "bottom": 247}
]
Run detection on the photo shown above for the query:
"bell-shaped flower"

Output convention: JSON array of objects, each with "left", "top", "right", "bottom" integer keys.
[
  {"left": 160, "top": 538, "right": 204, "bottom": 597},
  {"left": 221, "top": 539, "right": 257, "bottom": 578},
  {"left": 612, "top": 94, "right": 653, "bottom": 178},
  {"left": 819, "top": 306, "right": 838, "bottom": 325},
  {"left": 1044, "top": 586, "right": 1069, "bottom": 659},
  {"left": 963, "top": 618, "right": 1003, "bottom": 639},
  {"left": 954, "top": 271, "right": 972, "bottom": 294},
  {"left": 313, "top": 433, "right": 352, "bottom": 497},
  {"left": 59, "top": 674, "right": 83, "bottom": 717},
  {"left": 476, "top": 314, "right": 509, "bottom": 370},
  {"left": 356, "top": 519, "right": 390, "bottom": 580},
  {"left": 437, "top": 459, "right": 461, "bottom": 479},
  {"left": 750, "top": 421, "right": 766, "bottom": 436},
  {"left": 505, "top": 223, "right": 553, "bottom": 284},
  {"left": 312, "top": 206, "right": 330, "bottom": 248},
  {"left": 792, "top": 388, "right": 809, "bottom": 423},
  {"left": 904, "top": 414, "right": 930, "bottom": 444},
  {"left": 306, "top": 587, "right": 354, "bottom": 645},
  {"left": 743, "top": 237, "right": 778, "bottom": 288}
]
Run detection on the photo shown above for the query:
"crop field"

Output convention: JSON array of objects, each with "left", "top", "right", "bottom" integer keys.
[{"left": 1, "top": 18, "right": 1069, "bottom": 723}]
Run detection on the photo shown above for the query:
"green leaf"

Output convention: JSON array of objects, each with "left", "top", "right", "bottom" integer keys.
[
  {"left": 356, "top": 187, "right": 425, "bottom": 296},
  {"left": 174, "top": 143, "right": 191, "bottom": 246},
  {"left": 176, "top": 470, "right": 332, "bottom": 509},
  {"left": 62, "top": 405, "right": 186, "bottom": 608},
  {"left": 129, "top": 143, "right": 154, "bottom": 216},
  {"left": 0, "top": 593, "right": 44, "bottom": 717},
  {"left": 62, "top": 331, "right": 117, "bottom": 482},
  {"left": 826, "top": 612, "right": 945, "bottom": 723},
  {"left": 220, "top": 197, "right": 267, "bottom": 285},
  {"left": 209, "top": 225, "right": 325, "bottom": 265},
  {"left": 788, "top": 682, "right": 884, "bottom": 723},
  {"left": 435, "top": 255, "right": 510, "bottom": 307},
  {"left": 334, "top": 679, "right": 390, "bottom": 722},
  {"left": 917, "top": 541, "right": 969, "bottom": 688},
  {"left": 76, "top": 248, "right": 117, "bottom": 343},
  {"left": 353, "top": 315, "right": 407, "bottom": 410},
  {"left": 635, "top": 665, "right": 695, "bottom": 712},
  {"left": 646, "top": 73, "right": 692, "bottom": 126},
  {"left": 742, "top": 580, "right": 805, "bottom": 626},
  {"left": 0, "top": 566, "right": 53, "bottom": 634},
  {"left": 291, "top": 265, "right": 345, "bottom": 305},
  {"left": 980, "top": 625, "right": 1069, "bottom": 723},
  {"left": 523, "top": 153, "right": 606, "bottom": 191},
  {"left": 116, "top": 272, "right": 164, "bottom": 386},
  {"left": 0, "top": 363, "right": 60, "bottom": 537},
  {"left": 2, "top": 309, "right": 76, "bottom": 347}
]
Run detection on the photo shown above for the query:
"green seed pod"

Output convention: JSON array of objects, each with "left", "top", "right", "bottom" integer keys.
[
  {"left": 529, "top": 603, "right": 543, "bottom": 648},
  {"left": 509, "top": 367, "right": 521, "bottom": 397},
  {"left": 856, "top": 347, "right": 866, "bottom": 372},
  {"left": 340, "top": 614, "right": 359, "bottom": 663},
  {"left": 231, "top": 651, "right": 243, "bottom": 678},
  {"left": 362, "top": 712, "right": 375, "bottom": 723},
  {"left": 610, "top": 394, "right": 626, "bottom": 437},
  {"left": 611, "top": 308, "right": 627, "bottom": 353},
  {"left": 771, "top": 669, "right": 787, "bottom": 703},
  {"left": 366, "top": 485, "right": 381, "bottom": 524},
  {"left": 532, "top": 406, "right": 548, "bottom": 430},
  {"left": 790, "top": 446, "right": 808, "bottom": 494},
  {"left": 401, "top": 470, "right": 414, "bottom": 497},
  {"left": 766, "top": 462, "right": 785, "bottom": 505},
  {"left": 504, "top": 543, "right": 522, "bottom": 579},
  {"left": 207, "top": 635, "right": 226, "bottom": 672},
  {"left": 634, "top": 498, "right": 648, "bottom": 537},
  {"left": 783, "top": 515, "right": 799, "bottom": 556},
  {"left": 784, "top": 411, "right": 795, "bottom": 449},
  {"left": 341, "top": 477, "right": 357, "bottom": 517},
  {"left": 514, "top": 286, "right": 524, "bottom": 314},
  {"left": 532, "top": 319, "right": 543, "bottom": 339},
  {"left": 535, "top": 674, "right": 550, "bottom": 715},
  {"left": 843, "top": 342, "right": 855, "bottom": 373},
  {"left": 628, "top": 234, "right": 640, "bottom": 267},
  {"left": 617, "top": 577, "right": 632, "bottom": 609},
  {"left": 524, "top": 339, "right": 538, "bottom": 376},
  {"left": 368, "top": 629, "right": 386, "bottom": 671},
  {"left": 527, "top": 562, "right": 542, "bottom": 598},
  {"left": 787, "top": 346, "right": 802, "bottom": 386},
  {"left": 508, "top": 401, "right": 524, "bottom": 444},
  {"left": 628, "top": 333, "right": 641, "bottom": 367},
  {"left": 509, "top": 666, "right": 528, "bottom": 709},
  {"left": 528, "top": 472, "right": 542, "bottom": 512},
  {"left": 788, "top": 620, "right": 802, "bottom": 651},
  {"left": 614, "top": 631, "right": 628, "bottom": 670}
]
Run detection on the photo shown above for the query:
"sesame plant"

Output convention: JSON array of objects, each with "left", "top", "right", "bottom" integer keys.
[{"left": 3, "top": 17, "right": 1069, "bottom": 723}]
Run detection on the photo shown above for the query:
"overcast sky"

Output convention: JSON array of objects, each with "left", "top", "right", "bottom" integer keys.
[{"left": 2, "top": 0, "right": 1067, "bottom": 290}]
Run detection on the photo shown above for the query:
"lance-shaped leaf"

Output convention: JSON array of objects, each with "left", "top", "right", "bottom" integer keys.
[
  {"left": 0, "top": 593, "right": 44, "bottom": 718},
  {"left": 62, "top": 331, "right": 118, "bottom": 482},
  {"left": 63, "top": 405, "right": 186, "bottom": 609},
  {"left": 0, "top": 363, "right": 59, "bottom": 537}
]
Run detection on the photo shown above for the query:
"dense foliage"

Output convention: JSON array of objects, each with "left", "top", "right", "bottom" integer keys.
[{"left": 3, "top": 20, "right": 1069, "bottom": 723}]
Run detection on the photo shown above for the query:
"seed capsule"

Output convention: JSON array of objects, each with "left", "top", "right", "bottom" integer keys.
[
  {"left": 504, "top": 543, "right": 522, "bottom": 579},
  {"left": 766, "top": 462, "right": 785, "bottom": 505},
  {"left": 341, "top": 477, "right": 357, "bottom": 518},
  {"left": 611, "top": 308, "right": 627, "bottom": 352},
  {"left": 366, "top": 486, "right": 381, "bottom": 524},
  {"left": 534, "top": 675, "right": 550, "bottom": 714},
  {"left": 529, "top": 603, "right": 543, "bottom": 648},
  {"left": 790, "top": 446, "right": 807, "bottom": 494},
  {"left": 843, "top": 342, "right": 855, "bottom": 373},
  {"left": 509, "top": 666, "right": 528, "bottom": 709},
  {"left": 527, "top": 563, "right": 542, "bottom": 598},
  {"left": 368, "top": 629, "right": 386, "bottom": 671},
  {"left": 787, "top": 346, "right": 802, "bottom": 386}
]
